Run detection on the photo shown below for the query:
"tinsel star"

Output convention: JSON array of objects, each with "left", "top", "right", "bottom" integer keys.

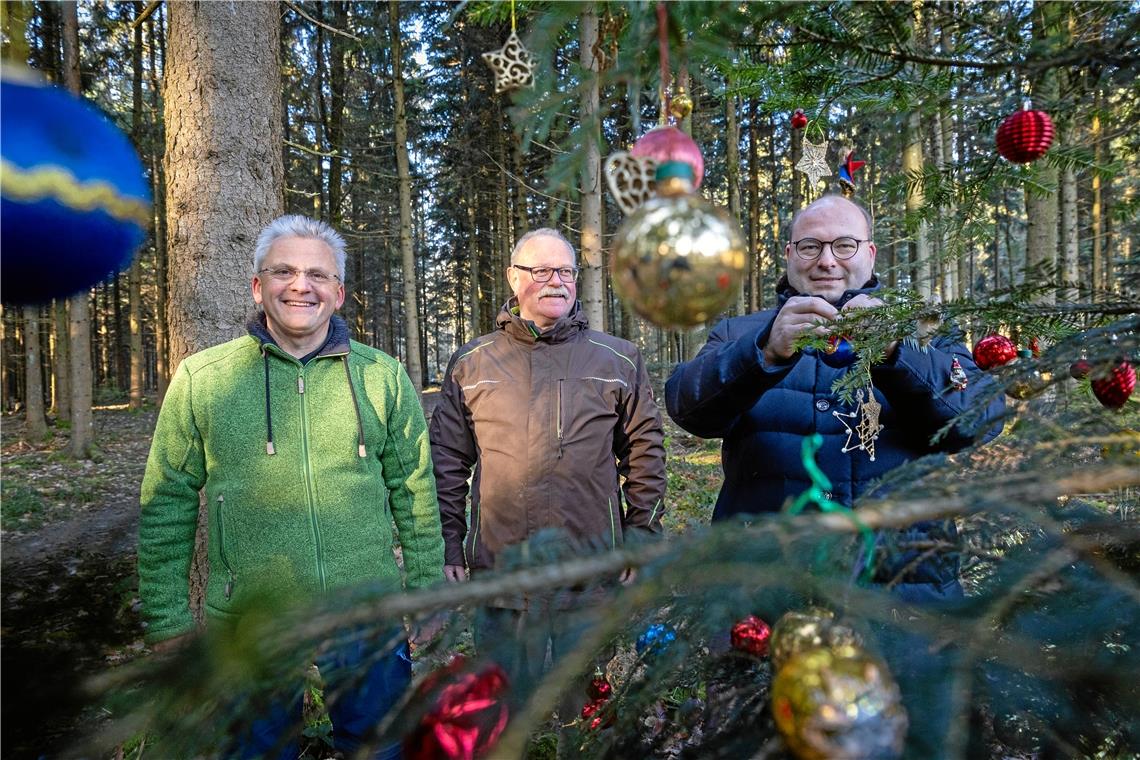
[
  {"left": 796, "top": 138, "right": 830, "bottom": 187},
  {"left": 481, "top": 31, "right": 536, "bottom": 94}
]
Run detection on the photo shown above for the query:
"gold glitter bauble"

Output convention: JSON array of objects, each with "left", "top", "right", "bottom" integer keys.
[
  {"left": 770, "top": 609, "right": 862, "bottom": 670},
  {"left": 669, "top": 88, "right": 694, "bottom": 120},
  {"left": 610, "top": 161, "right": 746, "bottom": 328},
  {"left": 771, "top": 645, "right": 908, "bottom": 760}
]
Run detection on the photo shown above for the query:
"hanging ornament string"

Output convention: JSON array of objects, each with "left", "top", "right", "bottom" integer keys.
[
  {"left": 510, "top": 0, "right": 516, "bottom": 33},
  {"left": 786, "top": 434, "right": 875, "bottom": 579},
  {"left": 656, "top": 1, "right": 671, "bottom": 126}
]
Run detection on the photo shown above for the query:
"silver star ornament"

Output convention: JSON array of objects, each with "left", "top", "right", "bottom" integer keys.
[
  {"left": 482, "top": 31, "right": 536, "bottom": 94},
  {"left": 796, "top": 138, "right": 830, "bottom": 187}
]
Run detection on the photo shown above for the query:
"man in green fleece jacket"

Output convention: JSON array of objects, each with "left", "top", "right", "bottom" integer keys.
[{"left": 138, "top": 214, "right": 444, "bottom": 759}]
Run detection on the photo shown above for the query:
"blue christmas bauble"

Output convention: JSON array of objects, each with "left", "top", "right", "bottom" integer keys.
[
  {"left": 1, "top": 66, "right": 150, "bottom": 304},
  {"left": 636, "top": 623, "right": 676, "bottom": 657},
  {"left": 820, "top": 336, "right": 857, "bottom": 368}
]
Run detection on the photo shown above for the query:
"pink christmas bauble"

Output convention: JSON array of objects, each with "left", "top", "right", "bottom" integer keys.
[{"left": 630, "top": 126, "right": 704, "bottom": 189}]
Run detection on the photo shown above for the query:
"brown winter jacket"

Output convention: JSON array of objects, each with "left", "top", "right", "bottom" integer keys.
[{"left": 430, "top": 299, "right": 667, "bottom": 582}]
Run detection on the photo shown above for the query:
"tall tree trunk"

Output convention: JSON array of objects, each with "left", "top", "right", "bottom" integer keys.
[
  {"left": 1025, "top": 1, "right": 1061, "bottom": 305},
  {"left": 165, "top": 0, "right": 283, "bottom": 627},
  {"left": 23, "top": 306, "right": 48, "bottom": 440},
  {"left": 148, "top": 6, "right": 169, "bottom": 401},
  {"left": 62, "top": 1, "right": 94, "bottom": 459},
  {"left": 906, "top": 2, "right": 930, "bottom": 299},
  {"left": 1090, "top": 99, "right": 1104, "bottom": 295},
  {"left": 388, "top": 0, "right": 423, "bottom": 389},
  {"left": 578, "top": 5, "right": 604, "bottom": 329},
  {"left": 724, "top": 80, "right": 744, "bottom": 315},
  {"left": 327, "top": 2, "right": 347, "bottom": 225},
  {"left": 52, "top": 301, "right": 70, "bottom": 419},
  {"left": 128, "top": 0, "right": 145, "bottom": 410},
  {"left": 747, "top": 98, "right": 760, "bottom": 312}
]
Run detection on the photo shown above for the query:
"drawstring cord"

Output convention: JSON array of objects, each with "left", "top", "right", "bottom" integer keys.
[
  {"left": 263, "top": 348, "right": 276, "bottom": 455},
  {"left": 342, "top": 356, "right": 367, "bottom": 458},
  {"left": 260, "top": 347, "right": 366, "bottom": 458}
]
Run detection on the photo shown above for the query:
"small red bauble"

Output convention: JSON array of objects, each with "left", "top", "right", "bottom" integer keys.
[
  {"left": 791, "top": 108, "right": 808, "bottom": 130},
  {"left": 1069, "top": 360, "right": 1092, "bottom": 380},
  {"left": 996, "top": 108, "right": 1054, "bottom": 163},
  {"left": 587, "top": 676, "right": 612, "bottom": 701},
  {"left": 731, "top": 614, "right": 772, "bottom": 657},
  {"left": 1091, "top": 361, "right": 1136, "bottom": 410},
  {"left": 972, "top": 334, "right": 1018, "bottom": 371},
  {"left": 630, "top": 125, "right": 705, "bottom": 189},
  {"left": 581, "top": 698, "right": 614, "bottom": 729},
  {"left": 404, "top": 657, "right": 511, "bottom": 760}
]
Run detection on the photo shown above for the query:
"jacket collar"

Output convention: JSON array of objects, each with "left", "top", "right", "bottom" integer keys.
[
  {"left": 246, "top": 312, "right": 351, "bottom": 359},
  {"left": 496, "top": 297, "right": 589, "bottom": 344},
  {"left": 774, "top": 274, "right": 881, "bottom": 310}
]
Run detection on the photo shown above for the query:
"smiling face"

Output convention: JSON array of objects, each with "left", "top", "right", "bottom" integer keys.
[
  {"left": 785, "top": 197, "right": 876, "bottom": 303},
  {"left": 508, "top": 234, "right": 577, "bottom": 330},
  {"left": 252, "top": 236, "right": 345, "bottom": 357}
]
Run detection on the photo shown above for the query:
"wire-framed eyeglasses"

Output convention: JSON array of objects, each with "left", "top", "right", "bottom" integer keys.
[
  {"left": 512, "top": 264, "right": 580, "bottom": 283},
  {"left": 791, "top": 237, "right": 867, "bottom": 260},
  {"left": 257, "top": 266, "right": 341, "bottom": 285}
]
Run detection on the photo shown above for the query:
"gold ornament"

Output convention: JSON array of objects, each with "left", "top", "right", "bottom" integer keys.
[
  {"left": 771, "top": 645, "right": 908, "bottom": 760},
  {"left": 482, "top": 31, "right": 536, "bottom": 94},
  {"left": 1006, "top": 367, "right": 1053, "bottom": 400},
  {"left": 668, "top": 87, "right": 694, "bottom": 120},
  {"left": 770, "top": 609, "right": 862, "bottom": 671},
  {"left": 611, "top": 161, "right": 746, "bottom": 328},
  {"left": 796, "top": 138, "right": 830, "bottom": 187}
]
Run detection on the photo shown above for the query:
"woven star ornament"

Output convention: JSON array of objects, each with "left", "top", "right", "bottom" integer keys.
[
  {"left": 482, "top": 31, "right": 536, "bottom": 94},
  {"left": 796, "top": 138, "right": 830, "bottom": 187}
]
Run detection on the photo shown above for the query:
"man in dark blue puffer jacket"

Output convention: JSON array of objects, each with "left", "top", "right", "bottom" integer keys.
[{"left": 665, "top": 195, "right": 1005, "bottom": 602}]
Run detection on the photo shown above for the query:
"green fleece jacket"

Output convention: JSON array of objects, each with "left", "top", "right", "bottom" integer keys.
[{"left": 138, "top": 318, "right": 444, "bottom": 643}]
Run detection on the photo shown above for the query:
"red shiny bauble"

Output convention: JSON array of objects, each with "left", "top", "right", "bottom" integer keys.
[
  {"left": 1091, "top": 361, "right": 1136, "bottom": 410},
  {"left": 587, "top": 676, "right": 612, "bottom": 701},
  {"left": 581, "top": 698, "right": 614, "bottom": 729},
  {"left": 630, "top": 125, "right": 705, "bottom": 189},
  {"left": 404, "top": 657, "right": 510, "bottom": 760},
  {"left": 791, "top": 108, "right": 808, "bottom": 129},
  {"left": 996, "top": 108, "right": 1054, "bottom": 163},
  {"left": 731, "top": 614, "right": 772, "bottom": 657},
  {"left": 972, "top": 334, "right": 1018, "bottom": 371}
]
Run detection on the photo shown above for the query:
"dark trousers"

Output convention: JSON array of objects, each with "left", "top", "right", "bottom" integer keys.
[{"left": 232, "top": 636, "right": 411, "bottom": 760}]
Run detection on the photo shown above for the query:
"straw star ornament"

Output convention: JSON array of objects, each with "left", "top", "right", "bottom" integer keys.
[{"left": 796, "top": 138, "right": 830, "bottom": 187}]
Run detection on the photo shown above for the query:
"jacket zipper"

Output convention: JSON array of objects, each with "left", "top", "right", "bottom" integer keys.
[
  {"left": 216, "top": 494, "right": 236, "bottom": 599},
  {"left": 557, "top": 379, "right": 564, "bottom": 458},
  {"left": 297, "top": 366, "right": 328, "bottom": 592}
]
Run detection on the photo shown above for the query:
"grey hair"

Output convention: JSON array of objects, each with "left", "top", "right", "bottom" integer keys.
[
  {"left": 788, "top": 195, "right": 873, "bottom": 242},
  {"left": 510, "top": 227, "right": 577, "bottom": 265},
  {"left": 253, "top": 215, "right": 347, "bottom": 281}
]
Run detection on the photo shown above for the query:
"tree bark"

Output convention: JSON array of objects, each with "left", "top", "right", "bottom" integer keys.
[
  {"left": 1025, "top": 1, "right": 1061, "bottom": 305},
  {"left": 23, "top": 306, "right": 48, "bottom": 440},
  {"left": 724, "top": 80, "right": 744, "bottom": 315},
  {"left": 388, "top": 0, "right": 423, "bottom": 389},
  {"left": 51, "top": 300, "right": 70, "bottom": 419},
  {"left": 578, "top": 5, "right": 605, "bottom": 330},
  {"left": 128, "top": 0, "right": 145, "bottom": 410}
]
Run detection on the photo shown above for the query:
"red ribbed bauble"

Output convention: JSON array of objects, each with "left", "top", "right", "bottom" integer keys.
[
  {"left": 972, "top": 334, "right": 1018, "bottom": 371},
  {"left": 587, "top": 676, "right": 612, "bottom": 701},
  {"left": 1091, "top": 361, "right": 1136, "bottom": 410},
  {"left": 630, "top": 125, "right": 705, "bottom": 189},
  {"left": 404, "top": 657, "right": 510, "bottom": 760},
  {"left": 996, "top": 108, "right": 1054, "bottom": 163},
  {"left": 731, "top": 614, "right": 772, "bottom": 657},
  {"left": 791, "top": 108, "right": 808, "bottom": 130}
]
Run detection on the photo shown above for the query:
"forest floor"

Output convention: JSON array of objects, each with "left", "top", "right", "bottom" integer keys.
[{"left": 0, "top": 401, "right": 722, "bottom": 759}]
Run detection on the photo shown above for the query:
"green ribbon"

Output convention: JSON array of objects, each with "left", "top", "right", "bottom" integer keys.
[{"left": 786, "top": 434, "right": 876, "bottom": 581}]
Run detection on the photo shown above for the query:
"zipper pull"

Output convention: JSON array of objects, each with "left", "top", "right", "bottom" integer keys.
[
  {"left": 224, "top": 580, "right": 234, "bottom": 600},
  {"left": 297, "top": 375, "right": 305, "bottom": 394}
]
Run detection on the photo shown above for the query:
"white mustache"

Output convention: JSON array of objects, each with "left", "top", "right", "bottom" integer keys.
[{"left": 539, "top": 286, "right": 570, "bottom": 299}]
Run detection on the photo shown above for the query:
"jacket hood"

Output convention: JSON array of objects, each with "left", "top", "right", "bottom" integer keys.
[
  {"left": 775, "top": 273, "right": 881, "bottom": 310},
  {"left": 496, "top": 297, "right": 590, "bottom": 344}
]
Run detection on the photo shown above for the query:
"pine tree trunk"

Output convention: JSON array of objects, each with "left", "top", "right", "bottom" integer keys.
[
  {"left": 23, "top": 306, "right": 48, "bottom": 441},
  {"left": 904, "top": 109, "right": 929, "bottom": 298},
  {"left": 1090, "top": 103, "right": 1103, "bottom": 295},
  {"left": 128, "top": 1, "right": 144, "bottom": 410},
  {"left": 389, "top": 0, "right": 423, "bottom": 389},
  {"left": 724, "top": 81, "right": 744, "bottom": 316},
  {"left": 578, "top": 5, "right": 605, "bottom": 330},
  {"left": 1025, "top": 2, "right": 1061, "bottom": 305},
  {"left": 62, "top": 1, "right": 94, "bottom": 459},
  {"left": 148, "top": 7, "right": 169, "bottom": 401},
  {"left": 746, "top": 98, "right": 760, "bottom": 312},
  {"left": 51, "top": 300, "right": 70, "bottom": 419},
  {"left": 165, "top": 0, "right": 283, "bottom": 627}
]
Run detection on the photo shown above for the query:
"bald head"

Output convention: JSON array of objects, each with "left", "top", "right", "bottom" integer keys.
[
  {"left": 784, "top": 195, "right": 877, "bottom": 303},
  {"left": 789, "top": 196, "right": 873, "bottom": 243}
]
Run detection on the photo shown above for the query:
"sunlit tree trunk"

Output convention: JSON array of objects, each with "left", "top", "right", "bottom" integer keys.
[
  {"left": 23, "top": 306, "right": 48, "bottom": 440},
  {"left": 725, "top": 79, "right": 744, "bottom": 315},
  {"left": 746, "top": 98, "right": 760, "bottom": 312},
  {"left": 578, "top": 5, "right": 605, "bottom": 329},
  {"left": 1025, "top": 1, "right": 1061, "bottom": 305},
  {"left": 127, "top": 0, "right": 144, "bottom": 410},
  {"left": 51, "top": 301, "right": 69, "bottom": 420},
  {"left": 389, "top": 0, "right": 423, "bottom": 388},
  {"left": 1091, "top": 103, "right": 1103, "bottom": 295}
]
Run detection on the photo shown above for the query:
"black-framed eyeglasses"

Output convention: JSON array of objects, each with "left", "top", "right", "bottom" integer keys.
[
  {"left": 512, "top": 264, "right": 580, "bottom": 283},
  {"left": 791, "top": 237, "right": 867, "bottom": 260},
  {"left": 257, "top": 266, "right": 341, "bottom": 285}
]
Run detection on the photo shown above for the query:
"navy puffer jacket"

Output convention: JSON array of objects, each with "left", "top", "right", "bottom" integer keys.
[{"left": 665, "top": 277, "right": 1005, "bottom": 598}]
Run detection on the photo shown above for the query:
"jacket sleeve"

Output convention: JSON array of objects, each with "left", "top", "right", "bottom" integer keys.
[
  {"left": 615, "top": 349, "right": 667, "bottom": 536},
  {"left": 665, "top": 312, "right": 794, "bottom": 439},
  {"left": 428, "top": 355, "right": 478, "bottom": 567},
  {"left": 380, "top": 364, "right": 445, "bottom": 591},
  {"left": 871, "top": 333, "right": 1006, "bottom": 452},
  {"left": 137, "top": 360, "right": 206, "bottom": 644}
]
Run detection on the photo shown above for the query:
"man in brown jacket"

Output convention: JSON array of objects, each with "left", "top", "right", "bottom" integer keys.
[{"left": 429, "top": 227, "right": 666, "bottom": 703}]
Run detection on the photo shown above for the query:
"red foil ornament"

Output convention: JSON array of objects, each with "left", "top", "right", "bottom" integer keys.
[
  {"left": 587, "top": 676, "right": 612, "bottom": 701},
  {"left": 972, "top": 334, "right": 1018, "bottom": 371},
  {"left": 581, "top": 698, "right": 614, "bottom": 729},
  {"left": 1091, "top": 361, "right": 1136, "bottom": 410},
  {"left": 630, "top": 125, "right": 705, "bottom": 189},
  {"left": 404, "top": 657, "right": 510, "bottom": 760},
  {"left": 791, "top": 108, "right": 808, "bottom": 130},
  {"left": 731, "top": 614, "right": 772, "bottom": 657},
  {"left": 996, "top": 108, "right": 1054, "bottom": 163}
]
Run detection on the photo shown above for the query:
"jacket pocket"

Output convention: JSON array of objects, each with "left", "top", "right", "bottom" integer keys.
[{"left": 214, "top": 494, "right": 237, "bottom": 600}]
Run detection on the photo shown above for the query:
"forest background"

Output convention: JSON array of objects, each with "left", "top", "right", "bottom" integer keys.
[{"left": 1, "top": 1, "right": 1139, "bottom": 759}]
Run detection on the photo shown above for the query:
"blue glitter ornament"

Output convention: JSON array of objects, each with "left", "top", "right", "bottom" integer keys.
[
  {"left": 820, "top": 336, "right": 857, "bottom": 368},
  {"left": 1, "top": 66, "right": 151, "bottom": 304},
  {"left": 636, "top": 623, "right": 676, "bottom": 657}
]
